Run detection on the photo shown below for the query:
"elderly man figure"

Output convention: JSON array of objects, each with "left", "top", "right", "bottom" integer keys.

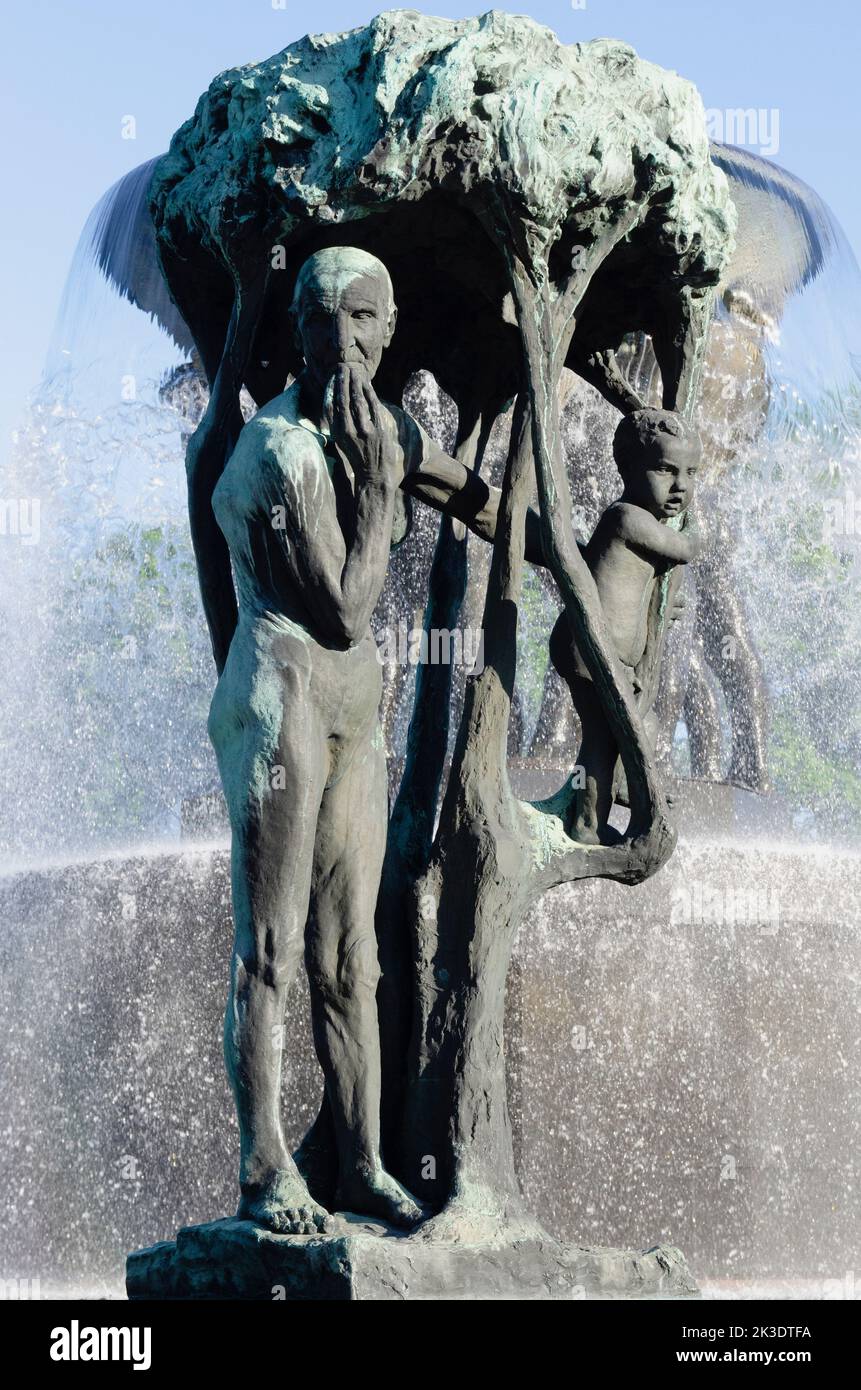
[{"left": 210, "top": 246, "right": 544, "bottom": 1233}]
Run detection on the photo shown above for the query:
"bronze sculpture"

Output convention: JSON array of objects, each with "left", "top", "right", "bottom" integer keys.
[{"left": 128, "top": 10, "right": 736, "bottom": 1298}]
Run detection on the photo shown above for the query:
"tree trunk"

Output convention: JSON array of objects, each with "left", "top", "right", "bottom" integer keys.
[{"left": 399, "top": 214, "right": 682, "bottom": 1234}]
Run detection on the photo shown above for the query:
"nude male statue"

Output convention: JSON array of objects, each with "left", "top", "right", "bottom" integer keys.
[{"left": 208, "top": 246, "right": 546, "bottom": 1234}]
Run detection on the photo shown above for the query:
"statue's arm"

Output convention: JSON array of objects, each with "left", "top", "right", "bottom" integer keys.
[
  {"left": 401, "top": 442, "right": 548, "bottom": 567},
  {"left": 263, "top": 435, "right": 397, "bottom": 646},
  {"left": 613, "top": 503, "right": 701, "bottom": 565}
]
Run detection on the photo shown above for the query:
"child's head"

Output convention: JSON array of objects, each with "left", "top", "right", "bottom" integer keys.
[{"left": 612, "top": 409, "right": 702, "bottom": 519}]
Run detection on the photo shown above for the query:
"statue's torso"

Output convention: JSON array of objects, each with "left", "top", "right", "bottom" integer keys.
[
  {"left": 211, "top": 379, "right": 439, "bottom": 718},
  {"left": 583, "top": 509, "right": 659, "bottom": 670},
  {"left": 213, "top": 381, "right": 428, "bottom": 637}
]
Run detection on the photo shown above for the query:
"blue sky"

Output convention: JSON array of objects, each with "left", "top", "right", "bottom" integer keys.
[{"left": 1, "top": 0, "right": 859, "bottom": 459}]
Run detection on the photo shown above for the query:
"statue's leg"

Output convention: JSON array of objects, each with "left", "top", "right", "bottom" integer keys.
[
  {"left": 653, "top": 602, "right": 693, "bottom": 771},
  {"left": 569, "top": 674, "right": 617, "bottom": 844},
  {"left": 547, "top": 613, "right": 617, "bottom": 842},
  {"left": 528, "top": 572, "right": 581, "bottom": 763},
  {"left": 527, "top": 656, "right": 581, "bottom": 763},
  {"left": 694, "top": 549, "right": 770, "bottom": 792},
  {"left": 685, "top": 639, "right": 724, "bottom": 780},
  {"left": 218, "top": 673, "right": 333, "bottom": 1235},
  {"left": 305, "top": 719, "right": 423, "bottom": 1229}
]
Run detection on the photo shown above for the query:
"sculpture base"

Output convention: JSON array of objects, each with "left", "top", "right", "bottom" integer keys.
[{"left": 126, "top": 1215, "right": 700, "bottom": 1301}]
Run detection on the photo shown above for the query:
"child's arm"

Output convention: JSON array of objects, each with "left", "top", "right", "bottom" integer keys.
[{"left": 611, "top": 503, "right": 701, "bottom": 565}]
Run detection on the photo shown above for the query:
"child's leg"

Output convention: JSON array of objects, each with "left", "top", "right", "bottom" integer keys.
[
  {"left": 570, "top": 674, "right": 618, "bottom": 843},
  {"left": 548, "top": 612, "right": 618, "bottom": 843}
]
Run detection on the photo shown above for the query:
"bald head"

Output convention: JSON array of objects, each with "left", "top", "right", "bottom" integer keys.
[{"left": 292, "top": 247, "right": 395, "bottom": 322}]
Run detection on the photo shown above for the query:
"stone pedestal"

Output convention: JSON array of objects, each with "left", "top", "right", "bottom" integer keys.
[{"left": 126, "top": 1215, "right": 699, "bottom": 1301}]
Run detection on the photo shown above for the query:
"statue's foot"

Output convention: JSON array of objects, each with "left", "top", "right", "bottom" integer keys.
[
  {"left": 294, "top": 1102, "right": 338, "bottom": 1209},
  {"left": 727, "top": 762, "right": 772, "bottom": 795},
  {"left": 238, "top": 1168, "right": 333, "bottom": 1236},
  {"left": 568, "top": 821, "right": 601, "bottom": 845},
  {"left": 336, "top": 1166, "right": 424, "bottom": 1229},
  {"left": 600, "top": 821, "right": 624, "bottom": 845},
  {"left": 415, "top": 1198, "right": 546, "bottom": 1247}
]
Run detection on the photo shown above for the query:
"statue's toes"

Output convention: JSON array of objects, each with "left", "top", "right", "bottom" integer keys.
[
  {"left": 390, "top": 1196, "right": 423, "bottom": 1229},
  {"left": 270, "top": 1206, "right": 296, "bottom": 1233}
]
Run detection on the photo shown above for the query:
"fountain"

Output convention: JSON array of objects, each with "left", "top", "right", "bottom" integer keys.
[{"left": 1, "top": 10, "right": 859, "bottom": 1298}]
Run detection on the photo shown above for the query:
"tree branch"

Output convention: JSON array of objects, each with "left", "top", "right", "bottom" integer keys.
[
  {"left": 185, "top": 261, "right": 269, "bottom": 674},
  {"left": 506, "top": 234, "right": 676, "bottom": 886}
]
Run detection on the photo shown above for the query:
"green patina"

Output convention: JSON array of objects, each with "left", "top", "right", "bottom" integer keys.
[
  {"left": 147, "top": 11, "right": 740, "bottom": 1243},
  {"left": 151, "top": 10, "right": 735, "bottom": 307}
]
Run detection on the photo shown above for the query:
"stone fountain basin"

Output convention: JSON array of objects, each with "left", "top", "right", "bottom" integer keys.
[{"left": 0, "top": 827, "right": 857, "bottom": 1297}]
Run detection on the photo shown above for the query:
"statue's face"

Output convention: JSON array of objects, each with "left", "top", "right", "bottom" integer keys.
[
  {"left": 294, "top": 271, "right": 394, "bottom": 390},
  {"left": 627, "top": 435, "right": 700, "bottom": 519}
]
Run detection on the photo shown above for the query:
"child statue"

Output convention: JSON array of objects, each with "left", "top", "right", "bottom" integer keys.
[{"left": 549, "top": 409, "right": 703, "bottom": 844}]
